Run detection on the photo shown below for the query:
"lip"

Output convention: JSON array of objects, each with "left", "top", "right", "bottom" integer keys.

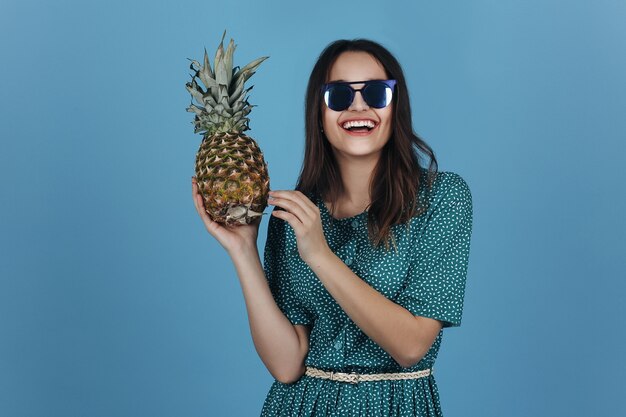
[
  {"left": 340, "top": 117, "right": 378, "bottom": 125},
  {"left": 339, "top": 118, "right": 379, "bottom": 136},
  {"left": 341, "top": 123, "right": 379, "bottom": 136}
]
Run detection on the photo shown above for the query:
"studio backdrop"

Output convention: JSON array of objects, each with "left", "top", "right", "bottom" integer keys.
[{"left": 1, "top": 0, "right": 625, "bottom": 416}]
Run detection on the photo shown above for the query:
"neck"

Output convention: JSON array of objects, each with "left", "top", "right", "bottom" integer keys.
[{"left": 333, "top": 152, "right": 380, "bottom": 205}]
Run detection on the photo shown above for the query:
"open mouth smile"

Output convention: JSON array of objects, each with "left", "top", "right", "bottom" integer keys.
[{"left": 340, "top": 119, "right": 379, "bottom": 136}]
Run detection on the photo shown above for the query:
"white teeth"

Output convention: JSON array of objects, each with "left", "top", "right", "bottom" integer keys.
[{"left": 342, "top": 120, "right": 376, "bottom": 129}]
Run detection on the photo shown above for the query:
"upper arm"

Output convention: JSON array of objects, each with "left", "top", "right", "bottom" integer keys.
[
  {"left": 392, "top": 316, "right": 443, "bottom": 369},
  {"left": 396, "top": 172, "right": 473, "bottom": 329},
  {"left": 411, "top": 316, "right": 443, "bottom": 363},
  {"left": 294, "top": 324, "right": 311, "bottom": 361},
  {"left": 280, "top": 324, "right": 311, "bottom": 382}
]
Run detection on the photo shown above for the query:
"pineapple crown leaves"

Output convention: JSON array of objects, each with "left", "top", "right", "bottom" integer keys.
[{"left": 185, "top": 29, "right": 269, "bottom": 136}]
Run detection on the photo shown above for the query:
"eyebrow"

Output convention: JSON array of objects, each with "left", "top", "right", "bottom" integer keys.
[{"left": 327, "top": 78, "right": 376, "bottom": 83}]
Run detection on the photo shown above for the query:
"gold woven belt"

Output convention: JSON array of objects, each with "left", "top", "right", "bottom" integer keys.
[{"left": 305, "top": 366, "right": 433, "bottom": 384}]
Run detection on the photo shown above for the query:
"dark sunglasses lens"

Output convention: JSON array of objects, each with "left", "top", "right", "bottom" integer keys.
[
  {"left": 325, "top": 85, "right": 352, "bottom": 111},
  {"left": 363, "top": 82, "right": 392, "bottom": 108}
]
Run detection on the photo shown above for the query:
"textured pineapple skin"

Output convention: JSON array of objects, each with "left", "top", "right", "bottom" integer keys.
[{"left": 195, "top": 132, "right": 270, "bottom": 225}]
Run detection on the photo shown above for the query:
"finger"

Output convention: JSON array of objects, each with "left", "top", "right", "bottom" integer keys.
[
  {"left": 192, "top": 179, "right": 199, "bottom": 209},
  {"left": 271, "top": 191, "right": 320, "bottom": 229},
  {"left": 269, "top": 196, "right": 307, "bottom": 224},
  {"left": 192, "top": 177, "right": 201, "bottom": 206},
  {"left": 293, "top": 190, "right": 319, "bottom": 212},
  {"left": 196, "top": 194, "right": 215, "bottom": 227},
  {"left": 269, "top": 190, "right": 317, "bottom": 219},
  {"left": 192, "top": 179, "right": 205, "bottom": 214},
  {"left": 196, "top": 196, "right": 230, "bottom": 238},
  {"left": 271, "top": 209, "right": 303, "bottom": 235},
  {"left": 192, "top": 178, "right": 211, "bottom": 219},
  {"left": 191, "top": 181, "right": 221, "bottom": 234},
  {"left": 194, "top": 192, "right": 210, "bottom": 222}
]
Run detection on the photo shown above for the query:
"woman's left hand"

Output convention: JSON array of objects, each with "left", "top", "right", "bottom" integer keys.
[{"left": 268, "top": 190, "right": 330, "bottom": 265}]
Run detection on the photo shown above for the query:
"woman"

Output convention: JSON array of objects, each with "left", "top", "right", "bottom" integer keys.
[{"left": 192, "top": 38, "right": 473, "bottom": 417}]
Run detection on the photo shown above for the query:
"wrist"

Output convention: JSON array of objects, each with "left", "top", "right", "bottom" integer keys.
[
  {"left": 228, "top": 241, "right": 259, "bottom": 262},
  {"left": 230, "top": 249, "right": 262, "bottom": 279},
  {"left": 304, "top": 245, "right": 333, "bottom": 269}
]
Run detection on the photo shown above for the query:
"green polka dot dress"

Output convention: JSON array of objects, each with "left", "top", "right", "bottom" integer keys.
[{"left": 260, "top": 169, "right": 473, "bottom": 417}]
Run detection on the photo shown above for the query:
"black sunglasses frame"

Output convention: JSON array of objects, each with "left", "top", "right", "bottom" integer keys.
[{"left": 321, "top": 79, "right": 397, "bottom": 111}]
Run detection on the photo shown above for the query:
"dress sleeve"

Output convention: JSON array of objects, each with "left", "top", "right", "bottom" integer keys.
[
  {"left": 395, "top": 172, "right": 473, "bottom": 328},
  {"left": 263, "top": 210, "right": 313, "bottom": 326}
]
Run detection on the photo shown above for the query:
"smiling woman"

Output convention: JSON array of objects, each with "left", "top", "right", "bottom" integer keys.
[
  {"left": 258, "top": 39, "right": 473, "bottom": 417},
  {"left": 191, "top": 36, "right": 473, "bottom": 417}
]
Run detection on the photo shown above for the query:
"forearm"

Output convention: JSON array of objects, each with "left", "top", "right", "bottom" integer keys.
[
  {"left": 230, "top": 246, "right": 305, "bottom": 383},
  {"left": 307, "top": 248, "right": 425, "bottom": 368}
]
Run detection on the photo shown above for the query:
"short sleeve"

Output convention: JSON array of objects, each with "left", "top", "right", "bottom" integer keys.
[
  {"left": 396, "top": 172, "right": 473, "bottom": 328},
  {"left": 263, "top": 210, "right": 313, "bottom": 326}
]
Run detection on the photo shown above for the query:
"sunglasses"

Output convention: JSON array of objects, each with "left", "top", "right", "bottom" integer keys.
[{"left": 321, "top": 79, "right": 397, "bottom": 111}]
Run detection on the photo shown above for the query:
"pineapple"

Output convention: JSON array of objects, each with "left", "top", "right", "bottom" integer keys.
[{"left": 186, "top": 30, "right": 270, "bottom": 226}]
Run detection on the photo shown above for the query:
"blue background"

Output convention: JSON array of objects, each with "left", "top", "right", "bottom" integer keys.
[{"left": 1, "top": 0, "right": 625, "bottom": 416}]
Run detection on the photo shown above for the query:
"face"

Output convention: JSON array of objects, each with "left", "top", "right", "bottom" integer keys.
[{"left": 321, "top": 51, "right": 393, "bottom": 162}]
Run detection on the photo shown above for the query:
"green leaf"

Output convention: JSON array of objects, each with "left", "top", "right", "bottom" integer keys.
[
  {"left": 218, "top": 84, "right": 229, "bottom": 100},
  {"left": 186, "top": 104, "right": 204, "bottom": 116},
  {"left": 223, "top": 37, "right": 236, "bottom": 86},
  {"left": 216, "top": 58, "right": 228, "bottom": 86},
  {"left": 204, "top": 94, "right": 217, "bottom": 107},
  {"left": 202, "top": 48, "right": 214, "bottom": 79},
  {"left": 232, "top": 56, "right": 268, "bottom": 84},
  {"left": 214, "top": 31, "right": 224, "bottom": 73},
  {"left": 228, "top": 78, "right": 246, "bottom": 106},
  {"left": 220, "top": 95, "right": 232, "bottom": 111},
  {"left": 185, "top": 79, "right": 205, "bottom": 105},
  {"left": 232, "top": 101, "right": 243, "bottom": 113}
]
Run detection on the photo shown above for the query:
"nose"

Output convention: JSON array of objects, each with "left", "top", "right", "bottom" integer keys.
[{"left": 348, "top": 86, "right": 369, "bottom": 111}]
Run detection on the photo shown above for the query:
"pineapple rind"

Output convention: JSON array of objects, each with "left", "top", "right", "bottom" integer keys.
[{"left": 194, "top": 132, "right": 269, "bottom": 225}]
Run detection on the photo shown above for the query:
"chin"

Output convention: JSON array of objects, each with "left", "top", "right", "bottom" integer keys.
[{"left": 336, "top": 146, "right": 384, "bottom": 159}]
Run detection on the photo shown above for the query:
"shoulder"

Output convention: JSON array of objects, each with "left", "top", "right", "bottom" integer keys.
[
  {"left": 420, "top": 169, "right": 472, "bottom": 208},
  {"left": 435, "top": 171, "right": 472, "bottom": 204},
  {"left": 403, "top": 170, "right": 473, "bottom": 258},
  {"left": 411, "top": 169, "right": 473, "bottom": 229}
]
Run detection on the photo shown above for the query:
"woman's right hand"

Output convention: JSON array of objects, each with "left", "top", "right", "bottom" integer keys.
[{"left": 192, "top": 176, "right": 261, "bottom": 256}]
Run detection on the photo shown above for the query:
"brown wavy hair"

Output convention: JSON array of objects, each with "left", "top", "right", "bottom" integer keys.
[{"left": 295, "top": 38, "right": 438, "bottom": 251}]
